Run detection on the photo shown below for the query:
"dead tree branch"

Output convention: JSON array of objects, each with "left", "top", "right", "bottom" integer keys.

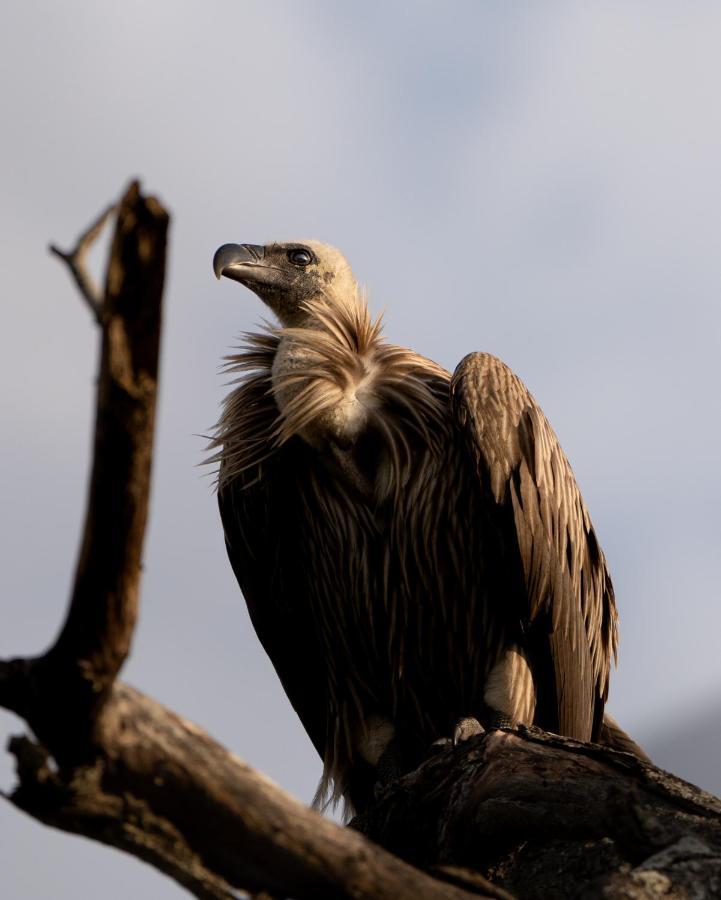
[
  {"left": 49, "top": 202, "right": 116, "bottom": 322},
  {"left": 30, "top": 181, "right": 167, "bottom": 764},
  {"left": 2, "top": 180, "right": 720, "bottom": 900},
  {"left": 361, "top": 726, "right": 721, "bottom": 897},
  {"left": 0, "top": 181, "right": 485, "bottom": 900},
  {"left": 5, "top": 682, "right": 489, "bottom": 900}
]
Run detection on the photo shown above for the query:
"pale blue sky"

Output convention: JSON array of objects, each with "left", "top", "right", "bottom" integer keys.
[{"left": 2, "top": 3, "right": 720, "bottom": 897}]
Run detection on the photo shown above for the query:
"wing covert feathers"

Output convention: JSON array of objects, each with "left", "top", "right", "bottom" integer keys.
[{"left": 451, "top": 352, "right": 618, "bottom": 740}]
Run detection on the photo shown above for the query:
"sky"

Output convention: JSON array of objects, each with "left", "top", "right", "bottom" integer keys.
[{"left": 1, "top": 2, "right": 720, "bottom": 897}]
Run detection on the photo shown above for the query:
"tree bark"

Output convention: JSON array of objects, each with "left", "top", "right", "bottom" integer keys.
[
  {"left": 2, "top": 182, "right": 719, "bottom": 900},
  {"left": 361, "top": 725, "right": 721, "bottom": 898}
]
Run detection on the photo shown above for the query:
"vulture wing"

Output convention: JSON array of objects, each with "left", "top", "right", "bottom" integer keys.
[
  {"left": 451, "top": 352, "right": 618, "bottom": 740},
  {"left": 218, "top": 445, "right": 329, "bottom": 764}
]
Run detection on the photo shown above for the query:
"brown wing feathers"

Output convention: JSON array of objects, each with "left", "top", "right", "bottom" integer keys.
[{"left": 451, "top": 352, "right": 618, "bottom": 740}]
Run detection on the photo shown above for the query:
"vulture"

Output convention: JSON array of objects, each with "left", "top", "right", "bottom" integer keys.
[{"left": 211, "top": 240, "right": 637, "bottom": 816}]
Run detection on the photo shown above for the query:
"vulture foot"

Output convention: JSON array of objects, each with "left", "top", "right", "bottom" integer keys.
[{"left": 452, "top": 716, "right": 486, "bottom": 746}]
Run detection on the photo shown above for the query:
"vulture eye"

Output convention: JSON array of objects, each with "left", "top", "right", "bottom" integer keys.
[{"left": 288, "top": 248, "right": 313, "bottom": 267}]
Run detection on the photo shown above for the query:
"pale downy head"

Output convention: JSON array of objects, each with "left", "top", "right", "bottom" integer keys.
[
  {"left": 212, "top": 238, "right": 447, "bottom": 486},
  {"left": 213, "top": 240, "right": 360, "bottom": 326},
  {"left": 213, "top": 239, "right": 380, "bottom": 450}
]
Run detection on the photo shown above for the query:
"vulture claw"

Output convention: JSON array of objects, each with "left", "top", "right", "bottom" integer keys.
[{"left": 452, "top": 716, "right": 485, "bottom": 746}]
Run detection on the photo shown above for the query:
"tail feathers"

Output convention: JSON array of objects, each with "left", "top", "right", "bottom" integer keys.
[
  {"left": 312, "top": 762, "right": 356, "bottom": 822},
  {"left": 599, "top": 713, "right": 652, "bottom": 763}
]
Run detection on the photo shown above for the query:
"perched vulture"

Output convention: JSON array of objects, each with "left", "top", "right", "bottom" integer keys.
[{"left": 211, "top": 240, "right": 635, "bottom": 815}]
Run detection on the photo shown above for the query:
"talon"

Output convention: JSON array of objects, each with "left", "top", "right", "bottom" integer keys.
[{"left": 452, "top": 716, "right": 485, "bottom": 746}]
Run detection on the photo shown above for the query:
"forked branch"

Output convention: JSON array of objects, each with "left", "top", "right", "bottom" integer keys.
[
  {"left": 0, "top": 181, "right": 486, "bottom": 900},
  {"left": 49, "top": 201, "right": 116, "bottom": 322}
]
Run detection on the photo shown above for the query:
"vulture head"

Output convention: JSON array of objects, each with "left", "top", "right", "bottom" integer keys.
[
  {"left": 213, "top": 240, "right": 359, "bottom": 326},
  {"left": 212, "top": 238, "right": 443, "bottom": 477},
  {"left": 213, "top": 239, "right": 383, "bottom": 452}
]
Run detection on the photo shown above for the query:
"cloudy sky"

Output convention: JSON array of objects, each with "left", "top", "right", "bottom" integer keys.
[{"left": 1, "top": 2, "right": 720, "bottom": 897}]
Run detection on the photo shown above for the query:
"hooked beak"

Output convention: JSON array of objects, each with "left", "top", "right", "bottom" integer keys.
[{"left": 213, "top": 243, "right": 266, "bottom": 282}]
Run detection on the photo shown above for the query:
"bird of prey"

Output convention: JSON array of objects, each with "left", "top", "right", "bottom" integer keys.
[{"left": 211, "top": 240, "right": 628, "bottom": 815}]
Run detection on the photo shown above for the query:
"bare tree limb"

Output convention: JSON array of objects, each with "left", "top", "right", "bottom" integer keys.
[
  {"left": 3, "top": 180, "right": 720, "bottom": 900},
  {"left": 361, "top": 726, "right": 721, "bottom": 897},
  {"left": 38, "top": 181, "right": 168, "bottom": 760},
  {"left": 49, "top": 201, "right": 117, "bottom": 323},
  {"left": 0, "top": 657, "right": 32, "bottom": 720},
  {"left": 7, "top": 732, "right": 240, "bottom": 900},
  {"left": 6, "top": 682, "right": 488, "bottom": 900}
]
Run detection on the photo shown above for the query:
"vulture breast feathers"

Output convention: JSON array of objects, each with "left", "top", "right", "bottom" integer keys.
[{"left": 211, "top": 239, "right": 619, "bottom": 814}]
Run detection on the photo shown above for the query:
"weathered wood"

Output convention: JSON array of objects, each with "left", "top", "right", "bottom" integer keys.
[
  {"left": 40, "top": 181, "right": 168, "bottom": 759},
  {"left": 6, "top": 682, "right": 488, "bottom": 900},
  {"left": 8, "top": 733, "right": 236, "bottom": 900},
  {"left": 360, "top": 725, "right": 721, "bottom": 898},
  {"left": 49, "top": 202, "right": 117, "bottom": 321}
]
